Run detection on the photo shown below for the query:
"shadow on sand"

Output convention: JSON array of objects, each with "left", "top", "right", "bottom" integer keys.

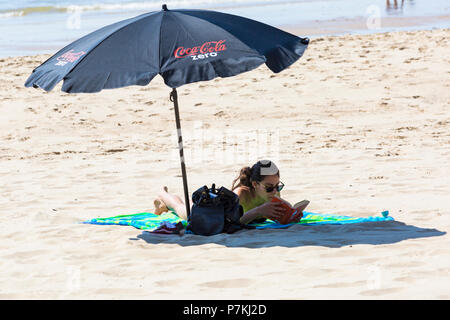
[{"left": 134, "top": 220, "right": 446, "bottom": 248}]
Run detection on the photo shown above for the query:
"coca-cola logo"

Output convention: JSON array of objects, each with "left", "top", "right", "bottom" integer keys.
[
  {"left": 55, "top": 49, "right": 86, "bottom": 66},
  {"left": 174, "top": 40, "right": 227, "bottom": 61}
]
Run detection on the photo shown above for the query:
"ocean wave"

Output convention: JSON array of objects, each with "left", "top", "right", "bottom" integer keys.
[
  {"left": 0, "top": 0, "right": 286, "bottom": 19},
  {"left": 0, "top": 6, "right": 66, "bottom": 18},
  {"left": 0, "top": 10, "right": 24, "bottom": 18}
]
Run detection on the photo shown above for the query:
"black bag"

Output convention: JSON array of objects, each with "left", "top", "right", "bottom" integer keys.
[{"left": 187, "top": 184, "right": 254, "bottom": 236}]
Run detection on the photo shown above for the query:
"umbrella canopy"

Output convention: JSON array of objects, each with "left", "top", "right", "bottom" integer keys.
[{"left": 25, "top": 4, "right": 309, "bottom": 218}]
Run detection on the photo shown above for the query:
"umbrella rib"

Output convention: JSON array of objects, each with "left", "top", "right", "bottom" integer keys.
[
  {"left": 158, "top": 11, "right": 164, "bottom": 71},
  {"left": 175, "top": 10, "right": 264, "bottom": 57},
  {"left": 63, "top": 12, "right": 157, "bottom": 85},
  {"left": 168, "top": 12, "right": 199, "bottom": 51},
  {"left": 163, "top": 12, "right": 221, "bottom": 80},
  {"left": 165, "top": 11, "right": 263, "bottom": 80}
]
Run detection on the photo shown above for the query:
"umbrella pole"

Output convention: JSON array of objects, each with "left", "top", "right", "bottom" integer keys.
[{"left": 170, "top": 88, "right": 191, "bottom": 219}]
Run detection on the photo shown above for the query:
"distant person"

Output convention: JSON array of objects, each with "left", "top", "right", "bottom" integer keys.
[
  {"left": 386, "top": 0, "right": 405, "bottom": 12},
  {"left": 153, "top": 160, "right": 309, "bottom": 224}
]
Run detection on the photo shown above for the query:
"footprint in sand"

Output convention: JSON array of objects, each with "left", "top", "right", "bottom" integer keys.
[{"left": 214, "top": 111, "right": 226, "bottom": 117}]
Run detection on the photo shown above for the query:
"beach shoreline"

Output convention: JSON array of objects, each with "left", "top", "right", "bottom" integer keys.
[
  {"left": 284, "top": 13, "right": 450, "bottom": 38},
  {"left": 0, "top": 27, "right": 449, "bottom": 299},
  {"left": 1, "top": 0, "right": 449, "bottom": 57}
]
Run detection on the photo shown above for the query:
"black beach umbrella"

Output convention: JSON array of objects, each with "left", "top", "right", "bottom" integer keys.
[{"left": 25, "top": 4, "right": 309, "bottom": 218}]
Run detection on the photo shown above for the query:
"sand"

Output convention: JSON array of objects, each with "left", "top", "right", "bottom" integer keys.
[{"left": 0, "top": 28, "right": 449, "bottom": 299}]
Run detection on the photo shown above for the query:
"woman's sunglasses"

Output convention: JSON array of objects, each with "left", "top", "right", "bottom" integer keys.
[{"left": 261, "top": 181, "right": 284, "bottom": 193}]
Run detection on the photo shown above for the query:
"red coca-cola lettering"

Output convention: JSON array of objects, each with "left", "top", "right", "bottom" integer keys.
[
  {"left": 174, "top": 40, "right": 227, "bottom": 58},
  {"left": 57, "top": 49, "right": 86, "bottom": 63}
]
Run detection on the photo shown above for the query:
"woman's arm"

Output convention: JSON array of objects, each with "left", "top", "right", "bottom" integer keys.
[
  {"left": 239, "top": 206, "right": 264, "bottom": 225},
  {"left": 234, "top": 187, "right": 264, "bottom": 224},
  {"left": 234, "top": 187, "right": 284, "bottom": 224}
]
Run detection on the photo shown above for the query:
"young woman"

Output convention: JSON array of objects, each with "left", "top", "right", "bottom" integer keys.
[
  {"left": 230, "top": 160, "right": 309, "bottom": 224},
  {"left": 153, "top": 160, "right": 309, "bottom": 224}
]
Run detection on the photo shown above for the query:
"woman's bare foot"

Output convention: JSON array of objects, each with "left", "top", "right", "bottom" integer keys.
[
  {"left": 154, "top": 197, "right": 169, "bottom": 215},
  {"left": 158, "top": 186, "right": 169, "bottom": 196}
]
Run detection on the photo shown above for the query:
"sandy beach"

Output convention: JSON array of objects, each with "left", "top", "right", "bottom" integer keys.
[{"left": 0, "top": 27, "right": 449, "bottom": 299}]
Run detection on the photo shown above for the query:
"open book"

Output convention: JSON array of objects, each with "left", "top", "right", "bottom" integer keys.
[{"left": 270, "top": 196, "right": 310, "bottom": 224}]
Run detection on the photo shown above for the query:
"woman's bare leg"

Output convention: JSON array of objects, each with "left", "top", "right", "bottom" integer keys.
[{"left": 157, "top": 186, "right": 188, "bottom": 220}]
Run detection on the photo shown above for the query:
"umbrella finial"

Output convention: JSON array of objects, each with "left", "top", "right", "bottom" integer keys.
[{"left": 162, "top": 4, "right": 168, "bottom": 11}]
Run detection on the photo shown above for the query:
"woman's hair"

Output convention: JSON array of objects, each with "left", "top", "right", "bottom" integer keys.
[{"left": 231, "top": 160, "right": 279, "bottom": 191}]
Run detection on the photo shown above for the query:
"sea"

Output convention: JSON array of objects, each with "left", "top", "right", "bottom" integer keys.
[{"left": 0, "top": 0, "right": 449, "bottom": 57}]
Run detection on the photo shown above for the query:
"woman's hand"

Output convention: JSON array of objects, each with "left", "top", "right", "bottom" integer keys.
[
  {"left": 289, "top": 200, "right": 309, "bottom": 223},
  {"left": 258, "top": 201, "right": 285, "bottom": 220},
  {"left": 289, "top": 210, "right": 303, "bottom": 223}
]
